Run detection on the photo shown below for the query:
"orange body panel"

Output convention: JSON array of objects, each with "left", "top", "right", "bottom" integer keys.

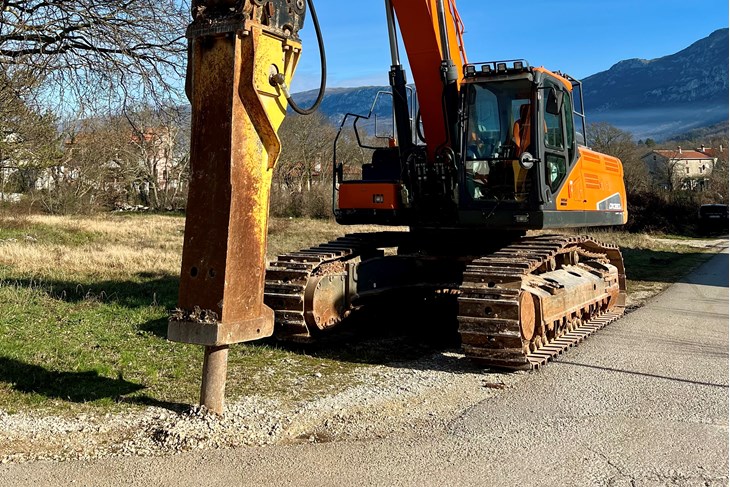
[
  {"left": 338, "top": 183, "right": 402, "bottom": 210},
  {"left": 556, "top": 147, "right": 628, "bottom": 223},
  {"left": 534, "top": 67, "right": 573, "bottom": 91}
]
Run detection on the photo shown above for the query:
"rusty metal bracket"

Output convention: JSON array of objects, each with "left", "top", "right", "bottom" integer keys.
[
  {"left": 168, "top": 308, "right": 275, "bottom": 346},
  {"left": 240, "top": 24, "right": 281, "bottom": 169}
]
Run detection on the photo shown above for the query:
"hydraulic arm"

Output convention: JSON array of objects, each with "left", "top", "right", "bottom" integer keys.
[{"left": 168, "top": 0, "right": 307, "bottom": 412}]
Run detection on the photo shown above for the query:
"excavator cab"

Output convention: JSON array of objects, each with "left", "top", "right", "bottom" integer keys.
[
  {"left": 462, "top": 74, "right": 535, "bottom": 203},
  {"left": 460, "top": 60, "right": 577, "bottom": 208},
  {"left": 455, "top": 60, "right": 625, "bottom": 230}
]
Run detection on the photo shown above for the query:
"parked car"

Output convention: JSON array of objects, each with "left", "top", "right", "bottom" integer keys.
[{"left": 698, "top": 204, "right": 729, "bottom": 235}]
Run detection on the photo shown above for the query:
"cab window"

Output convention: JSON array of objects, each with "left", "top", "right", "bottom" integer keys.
[
  {"left": 544, "top": 95, "right": 564, "bottom": 149},
  {"left": 543, "top": 84, "right": 568, "bottom": 192}
]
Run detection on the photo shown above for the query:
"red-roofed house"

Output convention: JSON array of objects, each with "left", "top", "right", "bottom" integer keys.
[
  {"left": 641, "top": 146, "right": 718, "bottom": 191},
  {"left": 696, "top": 144, "right": 724, "bottom": 159}
]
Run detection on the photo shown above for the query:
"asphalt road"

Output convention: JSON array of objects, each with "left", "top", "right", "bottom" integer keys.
[{"left": 3, "top": 250, "right": 728, "bottom": 486}]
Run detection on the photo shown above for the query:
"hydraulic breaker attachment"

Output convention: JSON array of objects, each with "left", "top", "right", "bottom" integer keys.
[{"left": 168, "top": 0, "right": 304, "bottom": 411}]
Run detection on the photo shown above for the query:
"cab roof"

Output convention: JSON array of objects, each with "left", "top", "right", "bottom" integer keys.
[{"left": 463, "top": 60, "right": 574, "bottom": 92}]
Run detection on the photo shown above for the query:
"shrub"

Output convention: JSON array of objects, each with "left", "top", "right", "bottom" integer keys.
[
  {"left": 626, "top": 190, "right": 700, "bottom": 235},
  {"left": 270, "top": 183, "right": 333, "bottom": 220}
]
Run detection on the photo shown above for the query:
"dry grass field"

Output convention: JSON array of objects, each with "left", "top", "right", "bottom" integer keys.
[{"left": 0, "top": 212, "right": 721, "bottom": 415}]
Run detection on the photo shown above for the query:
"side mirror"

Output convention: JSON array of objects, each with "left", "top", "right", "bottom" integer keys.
[
  {"left": 519, "top": 152, "right": 538, "bottom": 170},
  {"left": 546, "top": 87, "right": 564, "bottom": 115}
]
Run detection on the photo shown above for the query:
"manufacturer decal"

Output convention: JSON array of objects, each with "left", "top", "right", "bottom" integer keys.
[{"left": 597, "top": 193, "right": 623, "bottom": 211}]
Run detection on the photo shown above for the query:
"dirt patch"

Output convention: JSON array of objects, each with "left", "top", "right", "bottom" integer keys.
[{"left": 649, "top": 237, "right": 727, "bottom": 250}]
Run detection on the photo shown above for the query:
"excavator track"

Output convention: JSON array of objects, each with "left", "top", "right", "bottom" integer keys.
[
  {"left": 265, "top": 233, "right": 626, "bottom": 368},
  {"left": 264, "top": 232, "right": 408, "bottom": 340},
  {"left": 457, "top": 234, "right": 625, "bottom": 369}
]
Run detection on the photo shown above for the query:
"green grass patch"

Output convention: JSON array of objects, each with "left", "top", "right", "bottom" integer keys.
[
  {"left": 0, "top": 215, "right": 723, "bottom": 415},
  {"left": 622, "top": 248, "right": 711, "bottom": 284},
  {"left": 585, "top": 230, "right": 722, "bottom": 305},
  {"left": 0, "top": 274, "right": 364, "bottom": 415},
  {"left": 0, "top": 217, "right": 99, "bottom": 247}
]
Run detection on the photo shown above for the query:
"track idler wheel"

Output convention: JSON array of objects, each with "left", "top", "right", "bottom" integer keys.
[{"left": 519, "top": 291, "right": 538, "bottom": 353}]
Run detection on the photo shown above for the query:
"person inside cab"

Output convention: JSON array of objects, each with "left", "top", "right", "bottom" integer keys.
[{"left": 511, "top": 102, "right": 533, "bottom": 200}]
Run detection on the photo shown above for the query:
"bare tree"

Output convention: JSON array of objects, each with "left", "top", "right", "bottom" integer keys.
[
  {"left": 0, "top": 71, "right": 62, "bottom": 199},
  {"left": 587, "top": 122, "right": 636, "bottom": 162},
  {"left": 125, "top": 107, "right": 190, "bottom": 210},
  {"left": 0, "top": 0, "right": 189, "bottom": 111},
  {"left": 706, "top": 142, "right": 729, "bottom": 203},
  {"left": 277, "top": 112, "right": 337, "bottom": 191},
  {"left": 36, "top": 115, "right": 137, "bottom": 213}
]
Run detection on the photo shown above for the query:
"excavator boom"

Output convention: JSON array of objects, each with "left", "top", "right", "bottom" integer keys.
[{"left": 390, "top": 0, "right": 467, "bottom": 154}]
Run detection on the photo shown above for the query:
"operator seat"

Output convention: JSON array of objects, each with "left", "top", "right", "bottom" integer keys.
[{"left": 513, "top": 103, "right": 532, "bottom": 153}]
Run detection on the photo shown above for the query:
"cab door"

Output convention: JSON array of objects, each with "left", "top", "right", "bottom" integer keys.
[{"left": 540, "top": 81, "right": 584, "bottom": 210}]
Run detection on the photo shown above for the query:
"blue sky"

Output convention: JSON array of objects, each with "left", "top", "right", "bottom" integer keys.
[{"left": 291, "top": 0, "right": 729, "bottom": 92}]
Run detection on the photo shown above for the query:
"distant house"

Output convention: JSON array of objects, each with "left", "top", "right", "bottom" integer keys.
[
  {"left": 641, "top": 145, "right": 720, "bottom": 191},
  {"left": 0, "top": 130, "right": 54, "bottom": 193},
  {"left": 130, "top": 127, "right": 177, "bottom": 191}
]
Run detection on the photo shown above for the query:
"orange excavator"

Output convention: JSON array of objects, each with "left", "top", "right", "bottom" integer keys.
[{"left": 169, "top": 0, "right": 628, "bottom": 374}]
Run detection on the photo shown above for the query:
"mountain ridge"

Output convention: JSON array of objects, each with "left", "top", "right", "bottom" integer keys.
[
  {"left": 292, "top": 29, "right": 729, "bottom": 140},
  {"left": 583, "top": 28, "right": 727, "bottom": 107}
]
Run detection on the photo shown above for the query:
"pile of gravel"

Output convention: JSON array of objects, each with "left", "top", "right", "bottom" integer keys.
[{"left": 0, "top": 351, "right": 513, "bottom": 464}]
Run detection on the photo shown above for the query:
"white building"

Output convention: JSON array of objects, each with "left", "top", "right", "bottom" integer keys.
[{"left": 641, "top": 145, "right": 719, "bottom": 191}]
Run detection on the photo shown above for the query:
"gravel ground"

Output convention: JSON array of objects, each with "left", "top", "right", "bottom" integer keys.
[
  {"left": 1, "top": 237, "right": 724, "bottom": 466},
  {"left": 2, "top": 249, "right": 725, "bottom": 486},
  {"left": 0, "top": 351, "right": 514, "bottom": 464}
]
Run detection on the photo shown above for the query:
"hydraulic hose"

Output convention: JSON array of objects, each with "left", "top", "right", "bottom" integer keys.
[
  {"left": 416, "top": 109, "right": 426, "bottom": 143},
  {"left": 273, "top": 0, "right": 327, "bottom": 115}
]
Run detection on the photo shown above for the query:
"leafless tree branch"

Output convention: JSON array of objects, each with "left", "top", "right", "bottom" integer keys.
[{"left": 0, "top": 0, "right": 190, "bottom": 112}]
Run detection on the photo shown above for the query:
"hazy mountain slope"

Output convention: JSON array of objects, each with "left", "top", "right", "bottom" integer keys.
[
  {"left": 293, "top": 86, "right": 391, "bottom": 124},
  {"left": 582, "top": 28, "right": 728, "bottom": 139},
  {"left": 291, "top": 29, "right": 729, "bottom": 141}
]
